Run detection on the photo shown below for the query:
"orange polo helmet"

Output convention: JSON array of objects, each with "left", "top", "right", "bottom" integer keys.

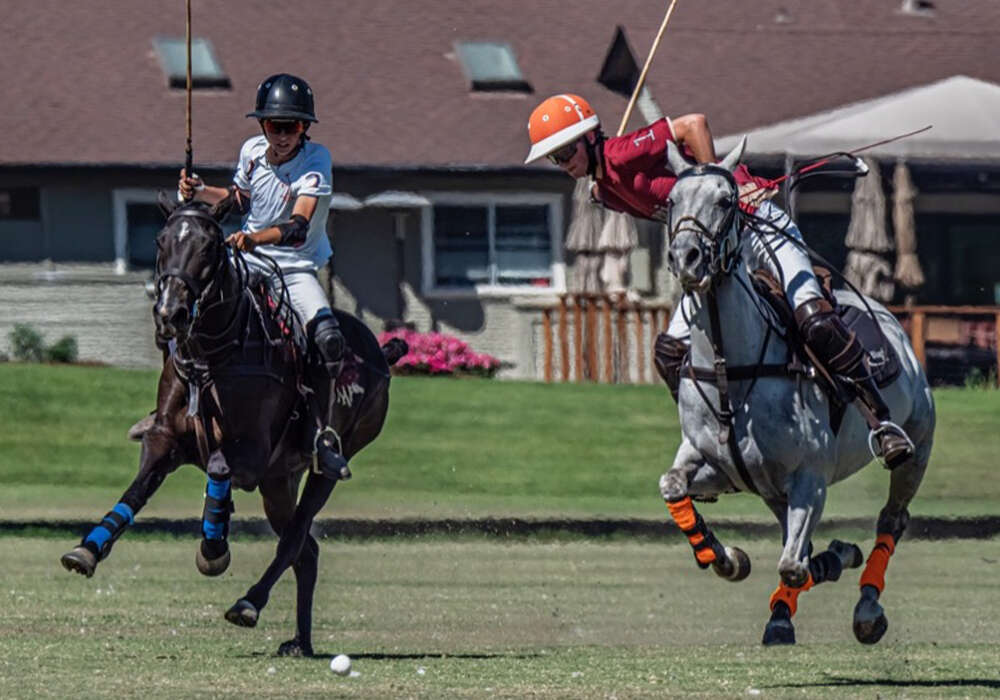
[{"left": 524, "top": 94, "right": 600, "bottom": 164}]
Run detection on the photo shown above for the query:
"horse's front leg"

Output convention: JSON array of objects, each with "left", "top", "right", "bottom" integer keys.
[
  {"left": 777, "top": 468, "right": 827, "bottom": 588},
  {"left": 61, "top": 429, "right": 182, "bottom": 577},
  {"left": 225, "top": 469, "right": 339, "bottom": 655},
  {"left": 660, "top": 439, "right": 750, "bottom": 581}
]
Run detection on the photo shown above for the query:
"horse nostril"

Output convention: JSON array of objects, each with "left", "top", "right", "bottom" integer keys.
[
  {"left": 667, "top": 251, "right": 676, "bottom": 269},
  {"left": 684, "top": 247, "right": 701, "bottom": 268}
]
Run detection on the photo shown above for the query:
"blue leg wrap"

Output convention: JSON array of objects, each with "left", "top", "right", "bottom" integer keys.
[
  {"left": 83, "top": 502, "right": 134, "bottom": 559},
  {"left": 202, "top": 477, "right": 233, "bottom": 541}
]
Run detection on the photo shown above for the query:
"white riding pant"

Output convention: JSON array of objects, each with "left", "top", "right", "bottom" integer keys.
[
  {"left": 243, "top": 255, "right": 331, "bottom": 329},
  {"left": 666, "top": 200, "right": 823, "bottom": 341}
]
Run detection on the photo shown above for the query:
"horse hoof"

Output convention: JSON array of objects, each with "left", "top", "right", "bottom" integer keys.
[
  {"left": 196, "top": 540, "right": 231, "bottom": 577},
  {"left": 762, "top": 617, "right": 796, "bottom": 646},
  {"left": 853, "top": 596, "right": 888, "bottom": 644},
  {"left": 277, "top": 638, "right": 314, "bottom": 657},
  {"left": 715, "top": 546, "right": 751, "bottom": 582},
  {"left": 829, "top": 539, "right": 864, "bottom": 569},
  {"left": 60, "top": 546, "right": 97, "bottom": 578},
  {"left": 780, "top": 567, "right": 809, "bottom": 589},
  {"left": 225, "top": 599, "right": 259, "bottom": 628}
]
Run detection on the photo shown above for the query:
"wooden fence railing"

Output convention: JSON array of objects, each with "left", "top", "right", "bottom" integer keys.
[
  {"left": 888, "top": 305, "right": 1000, "bottom": 386},
  {"left": 540, "top": 295, "right": 672, "bottom": 384},
  {"left": 541, "top": 298, "right": 1000, "bottom": 386}
]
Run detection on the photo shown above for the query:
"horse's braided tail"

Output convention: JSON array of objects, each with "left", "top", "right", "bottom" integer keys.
[{"left": 381, "top": 338, "right": 409, "bottom": 366}]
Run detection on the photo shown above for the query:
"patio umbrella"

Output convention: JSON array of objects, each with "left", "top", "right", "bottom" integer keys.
[
  {"left": 892, "top": 160, "right": 925, "bottom": 290},
  {"left": 844, "top": 157, "right": 895, "bottom": 301},
  {"left": 565, "top": 177, "right": 604, "bottom": 293}
]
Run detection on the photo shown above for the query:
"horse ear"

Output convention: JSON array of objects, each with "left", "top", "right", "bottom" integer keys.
[
  {"left": 719, "top": 135, "right": 748, "bottom": 172},
  {"left": 157, "top": 190, "right": 179, "bottom": 219},
  {"left": 666, "top": 140, "right": 693, "bottom": 176},
  {"left": 210, "top": 192, "right": 235, "bottom": 223}
]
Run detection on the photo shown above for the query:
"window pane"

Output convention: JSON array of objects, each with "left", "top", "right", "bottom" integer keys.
[
  {"left": 127, "top": 203, "right": 164, "bottom": 268},
  {"left": 495, "top": 205, "right": 552, "bottom": 286},
  {"left": 434, "top": 206, "right": 489, "bottom": 287},
  {"left": 153, "top": 37, "right": 230, "bottom": 89},
  {"left": 0, "top": 187, "right": 40, "bottom": 220}
]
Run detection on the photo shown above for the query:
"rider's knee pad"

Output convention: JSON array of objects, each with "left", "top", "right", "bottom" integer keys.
[
  {"left": 794, "top": 298, "right": 864, "bottom": 375},
  {"left": 653, "top": 332, "right": 688, "bottom": 400},
  {"left": 310, "top": 315, "right": 345, "bottom": 369}
]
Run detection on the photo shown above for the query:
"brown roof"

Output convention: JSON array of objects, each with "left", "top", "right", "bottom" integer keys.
[{"left": 3, "top": 0, "right": 1000, "bottom": 169}]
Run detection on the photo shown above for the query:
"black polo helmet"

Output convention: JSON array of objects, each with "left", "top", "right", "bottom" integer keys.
[{"left": 246, "top": 74, "right": 318, "bottom": 123}]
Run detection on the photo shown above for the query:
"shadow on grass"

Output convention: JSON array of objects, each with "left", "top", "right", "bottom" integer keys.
[
  {"left": 770, "top": 677, "right": 1000, "bottom": 690},
  {"left": 235, "top": 651, "right": 542, "bottom": 661}
]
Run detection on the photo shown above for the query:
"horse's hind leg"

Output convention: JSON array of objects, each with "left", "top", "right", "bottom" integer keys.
[
  {"left": 660, "top": 443, "right": 750, "bottom": 581},
  {"left": 225, "top": 470, "right": 338, "bottom": 658},
  {"left": 854, "top": 423, "right": 932, "bottom": 644},
  {"left": 763, "top": 539, "right": 863, "bottom": 645}
]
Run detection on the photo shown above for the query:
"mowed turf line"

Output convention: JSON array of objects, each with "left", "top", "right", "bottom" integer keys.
[
  {"left": 1, "top": 363, "right": 999, "bottom": 520},
  {"left": 1, "top": 536, "right": 998, "bottom": 698}
]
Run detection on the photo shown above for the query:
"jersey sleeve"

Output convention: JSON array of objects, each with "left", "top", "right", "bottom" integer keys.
[
  {"left": 232, "top": 138, "right": 255, "bottom": 191},
  {"left": 290, "top": 146, "right": 333, "bottom": 198},
  {"left": 602, "top": 118, "right": 676, "bottom": 174}
]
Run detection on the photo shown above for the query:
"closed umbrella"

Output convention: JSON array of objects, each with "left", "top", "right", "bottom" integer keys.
[
  {"left": 844, "top": 158, "right": 895, "bottom": 301},
  {"left": 565, "top": 177, "right": 604, "bottom": 293},
  {"left": 892, "top": 160, "right": 925, "bottom": 291}
]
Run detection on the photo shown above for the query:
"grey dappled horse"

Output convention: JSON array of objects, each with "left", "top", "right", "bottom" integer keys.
[
  {"left": 61, "top": 196, "right": 405, "bottom": 657},
  {"left": 659, "top": 137, "right": 935, "bottom": 645}
]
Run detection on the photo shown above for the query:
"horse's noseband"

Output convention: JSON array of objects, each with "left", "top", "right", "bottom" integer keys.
[{"left": 668, "top": 164, "right": 742, "bottom": 276}]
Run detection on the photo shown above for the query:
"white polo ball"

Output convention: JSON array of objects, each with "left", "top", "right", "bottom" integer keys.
[{"left": 330, "top": 654, "right": 352, "bottom": 676}]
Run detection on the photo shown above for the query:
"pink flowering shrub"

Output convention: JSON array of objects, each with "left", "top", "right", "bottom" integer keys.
[{"left": 377, "top": 328, "right": 502, "bottom": 378}]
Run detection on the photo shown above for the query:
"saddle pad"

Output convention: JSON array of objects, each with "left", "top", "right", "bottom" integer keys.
[{"left": 838, "top": 304, "right": 901, "bottom": 389}]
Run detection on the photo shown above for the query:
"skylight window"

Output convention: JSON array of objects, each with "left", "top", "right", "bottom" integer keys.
[
  {"left": 153, "top": 36, "right": 230, "bottom": 89},
  {"left": 455, "top": 41, "right": 532, "bottom": 93}
]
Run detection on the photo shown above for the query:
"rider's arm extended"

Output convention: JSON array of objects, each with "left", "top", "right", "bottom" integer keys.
[
  {"left": 226, "top": 196, "right": 317, "bottom": 251},
  {"left": 670, "top": 113, "right": 718, "bottom": 164}
]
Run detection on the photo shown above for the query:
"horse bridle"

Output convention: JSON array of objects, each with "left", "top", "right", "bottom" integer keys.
[
  {"left": 155, "top": 207, "right": 227, "bottom": 322},
  {"left": 668, "top": 164, "right": 742, "bottom": 277}
]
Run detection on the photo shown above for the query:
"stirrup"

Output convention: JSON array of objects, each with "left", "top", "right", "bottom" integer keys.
[
  {"left": 313, "top": 426, "right": 351, "bottom": 480},
  {"left": 867, "top": 421, "right": 915, "bottom": 467}
]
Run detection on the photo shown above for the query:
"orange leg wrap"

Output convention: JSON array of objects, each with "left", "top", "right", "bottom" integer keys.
[
  {"left": 768, "top": 574, "right": 814, "bottom": 617},
  {"left": 859, "top": 533, "right": 896, "bottom": 593},
  {"left": 666, "top": 497, "right": 716, "bottom": 565}
]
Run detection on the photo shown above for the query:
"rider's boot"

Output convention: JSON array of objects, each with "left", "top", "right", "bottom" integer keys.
[
  {"left": 653, "top": 332, "right": 689, "bottom": 403},
  {"left": 310, "top": 313, "right": 350, "bottom": 480},
  {"left": 795, "top": 298, "right": 914, "bottom": 469}
]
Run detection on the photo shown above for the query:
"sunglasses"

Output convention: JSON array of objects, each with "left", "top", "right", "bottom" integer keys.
[
  {"left": 547, "top": 140, "right": 580, "bottom": 165},
  {"left": 263, "top": 119, "right": 305, "bottom": 135}
]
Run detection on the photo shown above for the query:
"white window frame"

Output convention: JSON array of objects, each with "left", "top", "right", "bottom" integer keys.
[
  {"left": 112, "top": 188, "right": 163, "bottom": 274},
  {"left": 420, "top": 191, "right": 565, "bottom": 298}
]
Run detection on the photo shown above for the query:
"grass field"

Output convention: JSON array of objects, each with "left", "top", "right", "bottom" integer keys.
[
  {"left": 1, "top": 536, "right": 998, "bottom": 698},
  {"left": 1, "top": 364, "right": 999, "bottom": 522}
]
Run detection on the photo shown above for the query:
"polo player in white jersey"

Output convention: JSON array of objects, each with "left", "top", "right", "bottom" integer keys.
[{"left": 131, "top": 73, "right": 347, "bottom": 473}]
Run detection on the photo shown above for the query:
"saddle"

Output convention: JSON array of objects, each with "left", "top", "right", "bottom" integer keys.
[{"left": 751, "top": 266, "right": 901, "bottom": 433}]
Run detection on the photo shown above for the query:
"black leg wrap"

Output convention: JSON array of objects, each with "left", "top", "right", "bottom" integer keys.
[{"left": 808, "top": 550, "right": 844, "bottom": 585}]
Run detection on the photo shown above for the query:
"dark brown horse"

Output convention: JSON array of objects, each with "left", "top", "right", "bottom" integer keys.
[{"left": 61, "top": 195, "right": 405, "bottom": 657}]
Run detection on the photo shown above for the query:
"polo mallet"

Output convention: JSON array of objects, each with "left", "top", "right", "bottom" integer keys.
[
  {"left": 183, "top": 0, "right": 194, "bottom": 199},
  {"left": 616, "top": 0, "right": 680, "bottom": 137}
]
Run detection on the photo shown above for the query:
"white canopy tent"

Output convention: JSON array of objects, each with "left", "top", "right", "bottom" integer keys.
[{"left": 717, "top": 75, "right": 1000, "bottom": 161}]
